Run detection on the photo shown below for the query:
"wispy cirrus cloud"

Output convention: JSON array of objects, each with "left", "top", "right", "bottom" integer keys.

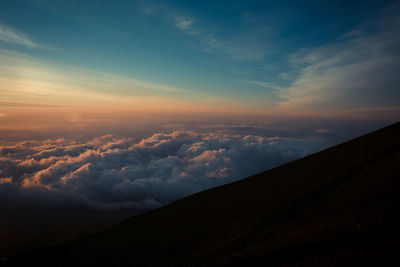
[
  {"left": 173, "top": 17, "right": 193, "bottom": 30},
  {"left": 241, "top": 3, "right": 400, "bottom": 119},
  {"left": 252, "top": 2, "right": 400, "bottom": 118},
  {"left": 136, "top": 3, "right": 195, "bottom": 32},
  {"left": 0, "top": 23, "right": 47, "bottom": 49},
  {"left": 245, "top": 80, "right": 283, "bottom": 91},
  {"left": 136, "top": 2, "right": 267, "bottom": 61},
  {"left": 278, "top": 22, "right": 400, "bottom": 113},
  {"left": 0, "top": 49, "right": 216, "bottom": 110}
]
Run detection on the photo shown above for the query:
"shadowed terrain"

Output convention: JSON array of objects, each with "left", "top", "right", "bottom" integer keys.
[{"left": 2, "top": 122, "right": 399, "bottom": 266}]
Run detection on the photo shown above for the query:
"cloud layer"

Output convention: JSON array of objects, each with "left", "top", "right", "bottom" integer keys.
[
  {"left": 0, "top": 130, "right": 314, "bottom": 213},
  {"left": 0, "top": 23, "right": 45, "bottom": 49},
  {"left": 278, "top": 2, "right": 400, "bottom": 111},
  {"left": 136, "top": 2, "right": 269, "bottom": 61},
  {"left": 0, "top": 49, "right": 216, "bottom": 112}
]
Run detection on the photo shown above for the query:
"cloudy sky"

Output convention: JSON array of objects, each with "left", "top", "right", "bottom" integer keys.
[
  {"left": 0, "top": 0, "right": 399, "bottom": 256},
  {"left": 0, "top": 0, "right": 399, "bottom": 119}
]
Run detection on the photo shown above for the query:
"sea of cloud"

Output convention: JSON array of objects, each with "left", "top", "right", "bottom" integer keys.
[{"left": 0, "top": 130, "right": 318, "bottom": 214}]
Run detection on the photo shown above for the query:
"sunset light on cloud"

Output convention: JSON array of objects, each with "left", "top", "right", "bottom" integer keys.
[{"left": 0, "top": 0, "right": 399, "bottom": 259}]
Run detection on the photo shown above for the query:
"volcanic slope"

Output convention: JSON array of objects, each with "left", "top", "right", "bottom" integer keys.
[{"left": 3, "top": 122, "right": 400, "bottom": 266}]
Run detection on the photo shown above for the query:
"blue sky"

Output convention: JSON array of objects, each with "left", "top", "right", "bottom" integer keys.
[{"left": 0, "top": 0, "right": 399, "bottom": 117}]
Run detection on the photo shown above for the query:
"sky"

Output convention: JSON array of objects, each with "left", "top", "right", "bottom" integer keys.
[
  {"left": 0, "top": 0, "right": 399, "bottom": 256},
  {"left": 0, "top": 0, "right": 399, "bottom": 120}
]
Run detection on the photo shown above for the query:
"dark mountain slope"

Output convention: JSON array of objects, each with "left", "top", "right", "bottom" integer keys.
[{"left": 3, "top": 122, "right": 400, "bottom": 266}]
